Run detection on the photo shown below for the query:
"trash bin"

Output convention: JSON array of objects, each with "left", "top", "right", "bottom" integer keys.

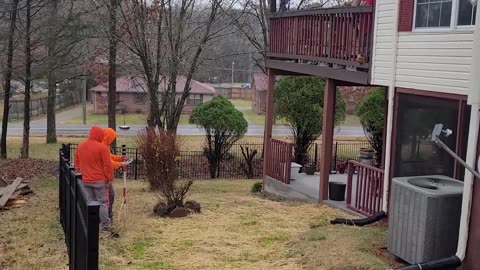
[
  {"left": 290, "top": 162, "right": 302, "bottom": 180},
  {"left": 329, "top": 181, "right": 346, "bottom": 201}
]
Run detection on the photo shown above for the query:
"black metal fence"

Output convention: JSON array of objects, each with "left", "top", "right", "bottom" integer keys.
[
  {"left": 59, "top": 144, "right": 100, "bottom": 270},
  {"left": 68, "top": 141, "right": 370, "bottom": 180},
  {"left": 331, "top": 141, "right": 372, "bottom": 171}
]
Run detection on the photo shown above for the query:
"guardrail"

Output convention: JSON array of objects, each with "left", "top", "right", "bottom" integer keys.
[
  {"left": 266, "top": 139, "right": 293, "bottom": 184},
  {"left": 269, "top": 6, "right": 374, "bottom": 68},
  {"left": 346, "top": 160, "right": 384, "bottom": 216}
]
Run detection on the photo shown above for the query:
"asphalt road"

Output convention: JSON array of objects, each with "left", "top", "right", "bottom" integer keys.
[
  {"left": 1, "top": 106, "right": 365, "bottom": 137},
  {"left": 2, "top": 123, "right": 365, "bottom": 137}
]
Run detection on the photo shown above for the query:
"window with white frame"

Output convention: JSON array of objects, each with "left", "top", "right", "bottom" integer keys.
[
  {"left": 188, "top": 94, "right": 202, "bottom": 105},
  {"left": 415, "top": 0, "right": 477, "bottom": 29}
]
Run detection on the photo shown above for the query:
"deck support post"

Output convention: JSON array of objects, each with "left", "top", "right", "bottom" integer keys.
[
  {"left": 319, "top": 78, "right": 336, "bottom": 202},
  {"left": 263, "top": 69, "right": 275, "bottom": 179}
]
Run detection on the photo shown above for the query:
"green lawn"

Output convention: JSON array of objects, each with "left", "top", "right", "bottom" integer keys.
[
  {"left": 229, "top": 99, "right": 251, "bottom": 108},
  {"left": 64, "top": 112, "right": 148, "bottom": 125},
  {"left": 241, "top": 110, "right": 267, "bottom": 125},
  {"left": 241, "top": 113, "right": 361, "bottom": 127},
  {"left": 64, "top": 112, "right": 191, "bottom": 126},
  {"left": 178, "top": 114, "right": 190, "bottom": 125},
  {"left": 343, "top": 114, "right": 362, "bottom": 127}
]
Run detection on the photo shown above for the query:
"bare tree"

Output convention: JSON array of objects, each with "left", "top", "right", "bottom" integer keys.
[
  {"left": 163, "top": 0, "right": 225, "bottom": 131},
  {"left": 45, "top": 0, "right": 96, "bottom": 143},
  {"left": 20, "top": 0, "right": 32, "bottom": 158},
  {"left": 45, "top": 0, "right": 58, "bottom": 143},
  {"left": 108, "top": 0, "right": 119, "bottom": 144},
  {"left": 0, "top": 0, "right": 20, "bottom": 159},
  {"left": 231, "top": 0, "right": 341, "bottom": 72}
]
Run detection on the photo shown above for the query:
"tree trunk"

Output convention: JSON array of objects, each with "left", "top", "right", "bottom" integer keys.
[
  {"left": 147, "top": 90, "right": 161, "bottom": 128},
  {"left": 108, "top": 0, "right": 118, "bottom": 147},
  {"left": 46, "top": 0, "right": 59, "bottom": 144},
  {"left": 21, "top": 0, "right": 32, "bottom": 158},
  {"left": 0, "top": 0, "right": 20, "bottom": 159}
]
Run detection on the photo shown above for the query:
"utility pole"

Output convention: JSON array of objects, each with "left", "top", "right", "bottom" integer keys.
[
  {"left": 231, "top": 61, "right": 235, "bottom": 84},
  {"left": 82, "top": 76, "right": 87, "bottom": 125}
]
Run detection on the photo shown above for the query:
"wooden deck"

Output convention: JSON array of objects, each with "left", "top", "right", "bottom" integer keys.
[{"left": 267, "top": 6, "right": 374, "bottom": 85}]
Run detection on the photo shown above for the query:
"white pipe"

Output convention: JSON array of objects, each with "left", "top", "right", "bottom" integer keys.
[
  {"left": 381, "top": 0, "right": 400, "bottom": 213},
  {"left": 455, "top": 106, "right": 480, "bottom": 260},
  {"left": 455, "top": 1, "right": 480, "bottom": 260}
]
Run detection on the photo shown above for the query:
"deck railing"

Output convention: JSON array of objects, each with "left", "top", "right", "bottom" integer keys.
[
  {"left": 266, "top": 139, "right": 293, "bottom": 184},
  {"left": 269, "top": 6, "right": 374, "bottom": 69},
  {"left": 346, "top": 160, "right": 384, "bottom": 216}
]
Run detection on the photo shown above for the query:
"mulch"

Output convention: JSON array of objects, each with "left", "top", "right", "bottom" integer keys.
[{"left": 0, "top": 159, "right": 58, "bottom": 182}]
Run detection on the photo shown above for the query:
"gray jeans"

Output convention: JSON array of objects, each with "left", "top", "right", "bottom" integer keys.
[
  {"left": 108, "top": 184, "right": 115, "bottom": 221},
  {"left": 84, "top": 181, "right": 111, "bottom": 228}
]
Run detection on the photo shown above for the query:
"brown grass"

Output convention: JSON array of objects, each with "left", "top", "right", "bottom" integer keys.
[
  {"left": 0, "top": 179, "right": 67, "bottom": 269},
  {"left": 0, "top": 178, "right": 392, "bottom": 270}
]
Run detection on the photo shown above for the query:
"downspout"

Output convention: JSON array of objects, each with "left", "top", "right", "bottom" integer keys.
[
  {"left": 456, "top": 2, "right": 480, "bottom": 262},
  {"left": 381, "top": 0, "right": 400, "bottom": 214},
  {"left": 395, "top": 5, "right": 480, "bottom": 269}
]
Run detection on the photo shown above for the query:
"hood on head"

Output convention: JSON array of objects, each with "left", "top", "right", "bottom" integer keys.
[
  {"left": 102, "top": 128, "right": 117, "bottom": 146},
  {"left": 89, "top": 126, "right": 105, "bottom": 142}
]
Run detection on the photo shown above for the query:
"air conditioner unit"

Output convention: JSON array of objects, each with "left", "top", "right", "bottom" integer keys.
[{"left": 388, "top": 175, "right": 463, "bottom": 264}]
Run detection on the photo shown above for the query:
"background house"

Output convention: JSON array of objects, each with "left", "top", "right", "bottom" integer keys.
[
  {"left": 89, "top": 75, "right": 216, "bottom": 114},
  {"left": 337, "top": 87, "right": 372, "bottom": 114},
  {"left": 251, "top": 73, "right": 267, "bottom": 114},
  {"left": 210, "top": 82, "right": 251, "bottom": 99}
]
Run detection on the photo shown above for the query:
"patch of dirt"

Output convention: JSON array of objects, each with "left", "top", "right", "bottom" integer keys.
[{"left": 0, "top": 159, "right": 57, "bottom": 181}]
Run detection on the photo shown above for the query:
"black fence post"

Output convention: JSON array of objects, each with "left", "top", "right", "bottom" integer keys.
[
  {"left": 65, "top": 144, "right": 71, "bottom": 163},
  {"left": 134, "top": 148, "right": 138, "bottom": 180},
  {"left": 59, "top": 145, "right": 65, "bottom": 225},
  {"left": 86, "top": 202, "right": 100, "bottom": 270},
  {"left": 333, "top": 142, "right": 338, "bottom": 172}
]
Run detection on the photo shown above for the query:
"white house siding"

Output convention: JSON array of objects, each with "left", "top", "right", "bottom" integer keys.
[
  {"left": 371, "top": 0, "right": 396, "bottom": 86},
  {"left": 395, "top": 32, "right": 474, "bottom": 95}
]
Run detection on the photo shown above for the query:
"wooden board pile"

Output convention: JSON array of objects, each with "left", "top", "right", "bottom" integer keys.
[{"left": 0, "top": 177, "right": 33, "bottom": 210}]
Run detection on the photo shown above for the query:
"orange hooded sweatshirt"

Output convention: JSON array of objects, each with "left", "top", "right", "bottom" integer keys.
[
  {"left": 74, "top": 126, "right": 114, "bottom": 183},
  {"left": 102, "top": 128, "right": 124, "bottom": 169}
]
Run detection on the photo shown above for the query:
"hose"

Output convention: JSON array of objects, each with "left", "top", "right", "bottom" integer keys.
[
  {"left": 330, "top": 211, "right": 386, "bottom": 226},
  {"left": 394, "top": 255, "right": 461, "bottom": 270}
]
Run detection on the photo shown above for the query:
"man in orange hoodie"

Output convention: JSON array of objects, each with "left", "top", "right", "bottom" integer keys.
[
  {"left": 102, "top": 127, "right": 129, "bottom": 221},
  {"left": 74, "top": 126, "right": 113, "bottom": 229}
]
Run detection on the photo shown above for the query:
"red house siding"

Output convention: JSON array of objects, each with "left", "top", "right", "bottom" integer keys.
[
  {"left": 398, "top": 0, "right": 414, "bottom": 31},
  {"left": 91, "top": 92, "right": 207, "bottom": 114}
]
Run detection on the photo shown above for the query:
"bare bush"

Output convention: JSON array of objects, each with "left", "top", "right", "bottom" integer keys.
[{"left": 137, "top": 128, "right": 192, "bottom": 208}]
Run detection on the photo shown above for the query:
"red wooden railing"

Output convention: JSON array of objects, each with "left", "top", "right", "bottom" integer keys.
[
  {"left": 346, "top": 160, "right": 384, "bottom": 216},
  {"left": 269, "top": 6, "right": 374, "bottom": 68},
  {"left": 266, "top": 139, "right": 293, "bottom": 184}
]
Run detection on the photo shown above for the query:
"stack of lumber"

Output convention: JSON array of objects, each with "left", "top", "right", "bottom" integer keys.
[{"left": 0, "top": 177, "right": 32, "bottom": 210}]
